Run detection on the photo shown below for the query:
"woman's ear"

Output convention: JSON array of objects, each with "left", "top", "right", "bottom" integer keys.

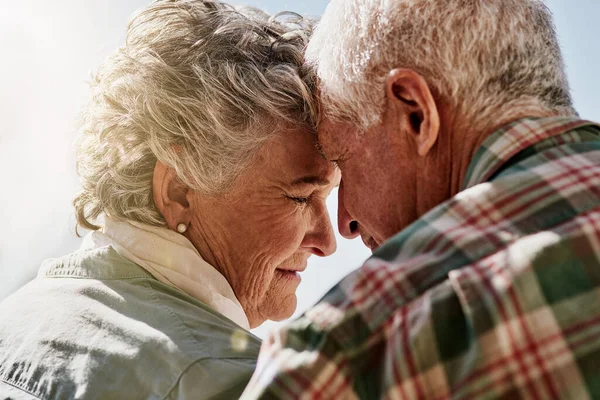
[
  {"left": 385, "top": 68, "right": 440, "bottom": 156},
  {"left": 153, "top": 161, "right": 190, "bottom": 231}
]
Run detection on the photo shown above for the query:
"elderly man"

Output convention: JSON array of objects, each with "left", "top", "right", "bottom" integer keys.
[{"left": 242, "top": 0, "right": 600, "bottom": 398}]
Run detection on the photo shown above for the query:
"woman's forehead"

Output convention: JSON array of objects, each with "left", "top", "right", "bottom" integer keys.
[{"left": 251, "top": 130, "right": 336, "bottom": 185}]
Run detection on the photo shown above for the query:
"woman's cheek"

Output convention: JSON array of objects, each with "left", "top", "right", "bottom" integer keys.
[
  {"left": 265, "top": 211, "right": 306, "bottom": 249},
  {"left": 236, "top": 259, "right": 274, "bottom": 307}
]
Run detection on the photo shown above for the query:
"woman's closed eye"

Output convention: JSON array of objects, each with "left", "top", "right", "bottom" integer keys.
[
  {"left": 286, "top": 190, "right": 331, "bottom": 207},
  {"left": 287, "top": 195, "right": 310, "bottom": 205}
]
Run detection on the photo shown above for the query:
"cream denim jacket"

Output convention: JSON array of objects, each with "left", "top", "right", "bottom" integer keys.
[{"left": 0, "top": 246, "right": 261, "bottom": 399}]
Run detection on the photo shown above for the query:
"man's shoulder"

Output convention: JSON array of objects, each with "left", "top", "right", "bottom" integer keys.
[
  {"left": 244, "top": 206, "right": 600, "bottom": 398},
  {"left": 241, "top": 119, "right": 600, "bottom": 398}
]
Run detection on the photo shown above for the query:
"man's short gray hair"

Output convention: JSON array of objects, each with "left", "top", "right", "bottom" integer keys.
[
  {"left": 306, "top": 0, "right": 577, "bottom": 131},
  {"left": 74, "top": 0, "right": 316, "bottom": 231}
]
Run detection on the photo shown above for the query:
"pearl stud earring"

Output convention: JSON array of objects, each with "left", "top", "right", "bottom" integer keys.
[{"left": 177, "top": 223, "right": 187, "bottom": 234}]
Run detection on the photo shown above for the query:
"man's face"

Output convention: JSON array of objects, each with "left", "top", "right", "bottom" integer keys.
[{"left": 317, "top": 118, "right": 421, "bottom": 251}]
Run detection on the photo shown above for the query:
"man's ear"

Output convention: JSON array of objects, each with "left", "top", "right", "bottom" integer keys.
[
  {"left": 153, "top": 161, "right": 190, "bottom": 231},
  {"left": 384, "top": 68, "right": 440, "bottom": 156}
]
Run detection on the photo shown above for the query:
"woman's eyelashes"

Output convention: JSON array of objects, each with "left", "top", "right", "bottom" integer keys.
[
  {"left": 288, "top": 195, "right": 309, "bottom": 205},
  {"left": 286, "top": 194, "right": 311, "bottom": 206},
  {"left": 285, "top": 187, "right": 332, "bottom": 208}
]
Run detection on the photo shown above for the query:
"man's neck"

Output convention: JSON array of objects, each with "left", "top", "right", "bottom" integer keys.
[{"left": 446, "top": 108, "right": 562, "bottom": 197}]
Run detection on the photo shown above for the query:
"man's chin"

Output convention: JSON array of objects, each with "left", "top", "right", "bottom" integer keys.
[{"left": 361, "top": 235, "right": 380, "bottom": 251}]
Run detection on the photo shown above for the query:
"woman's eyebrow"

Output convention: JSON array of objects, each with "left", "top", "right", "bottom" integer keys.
[{"left": 290, "top": 175, "right": 331, "bottom": 187}]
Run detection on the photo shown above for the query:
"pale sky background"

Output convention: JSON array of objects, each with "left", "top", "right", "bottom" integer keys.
[{"left": 0, "top": 0, "right": 598, "bottom": 339}]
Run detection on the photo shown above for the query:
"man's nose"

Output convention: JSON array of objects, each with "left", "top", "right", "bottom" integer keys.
[{"left": 337, "top": 181, "right": 360, "bottom": 239}]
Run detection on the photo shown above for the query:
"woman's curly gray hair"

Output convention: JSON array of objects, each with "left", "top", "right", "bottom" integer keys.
[{"left": 74, "top": 0, "right": 316, "bottom": 232}]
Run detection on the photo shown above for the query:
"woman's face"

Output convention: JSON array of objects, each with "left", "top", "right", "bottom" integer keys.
[{"left": 186, "top": 129, "right": 339, "bottom": 328}]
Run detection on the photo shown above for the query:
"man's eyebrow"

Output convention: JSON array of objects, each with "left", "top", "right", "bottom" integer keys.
[{"left": 290, "top": 175, "right": 331, "bottom": 187}]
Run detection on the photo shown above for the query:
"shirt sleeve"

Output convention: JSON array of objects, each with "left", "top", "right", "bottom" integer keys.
[
  {"left": 241, "top": 231, "right": 600, "bottom": 399},
  {"left": 240, "top": 279, "right": 464, "bottom": 399}
]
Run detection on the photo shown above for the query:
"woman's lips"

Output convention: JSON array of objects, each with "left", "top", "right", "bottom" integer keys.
[
  {"left": 275, "top": 269, "right": 301, "bottom": 283},
  {"left": 275, "top": 256, "right": 307, "bottom": 283}
]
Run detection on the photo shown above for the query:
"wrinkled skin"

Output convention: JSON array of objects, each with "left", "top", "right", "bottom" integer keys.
[
  {"left": 317, "top": 69, "right": 483, "bottom": 251},
  {"left": 155, "top": 129, "right": 339, "bottom": 328}
]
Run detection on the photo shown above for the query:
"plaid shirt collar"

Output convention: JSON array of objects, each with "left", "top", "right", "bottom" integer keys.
[
  {"left": 364, "top": 116, "right": 600, "bottom": 306},
  {"left": 462, "top": 117, "right": 598, "bottom": 190}
]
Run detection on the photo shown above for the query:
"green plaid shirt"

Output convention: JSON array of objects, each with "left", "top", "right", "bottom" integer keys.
[{"left": 242, "top": 117, "right": 600, "bottom": 399}]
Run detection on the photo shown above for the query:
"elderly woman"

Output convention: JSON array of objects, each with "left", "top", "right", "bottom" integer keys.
[{"left": 0, "top": 1, "right": 337, "bottom": 399}]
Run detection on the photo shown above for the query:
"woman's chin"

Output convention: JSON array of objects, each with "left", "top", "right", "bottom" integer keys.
[
  {"left": 248, "top": 293, "right": 298, "bottom": 327},
  {"left": 269, "top": 296, "right": 298, "bottom": 322}
]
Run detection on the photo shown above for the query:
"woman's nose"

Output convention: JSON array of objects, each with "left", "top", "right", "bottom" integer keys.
[
  {"left": 338, "top": 182, "right": 360, "bottom": 239},
  {"left": 315, "top": 220, "right": 337, "bottom": 257},
  {"left": 303, "top": 202, "right": 337, "bottom": 257}
]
